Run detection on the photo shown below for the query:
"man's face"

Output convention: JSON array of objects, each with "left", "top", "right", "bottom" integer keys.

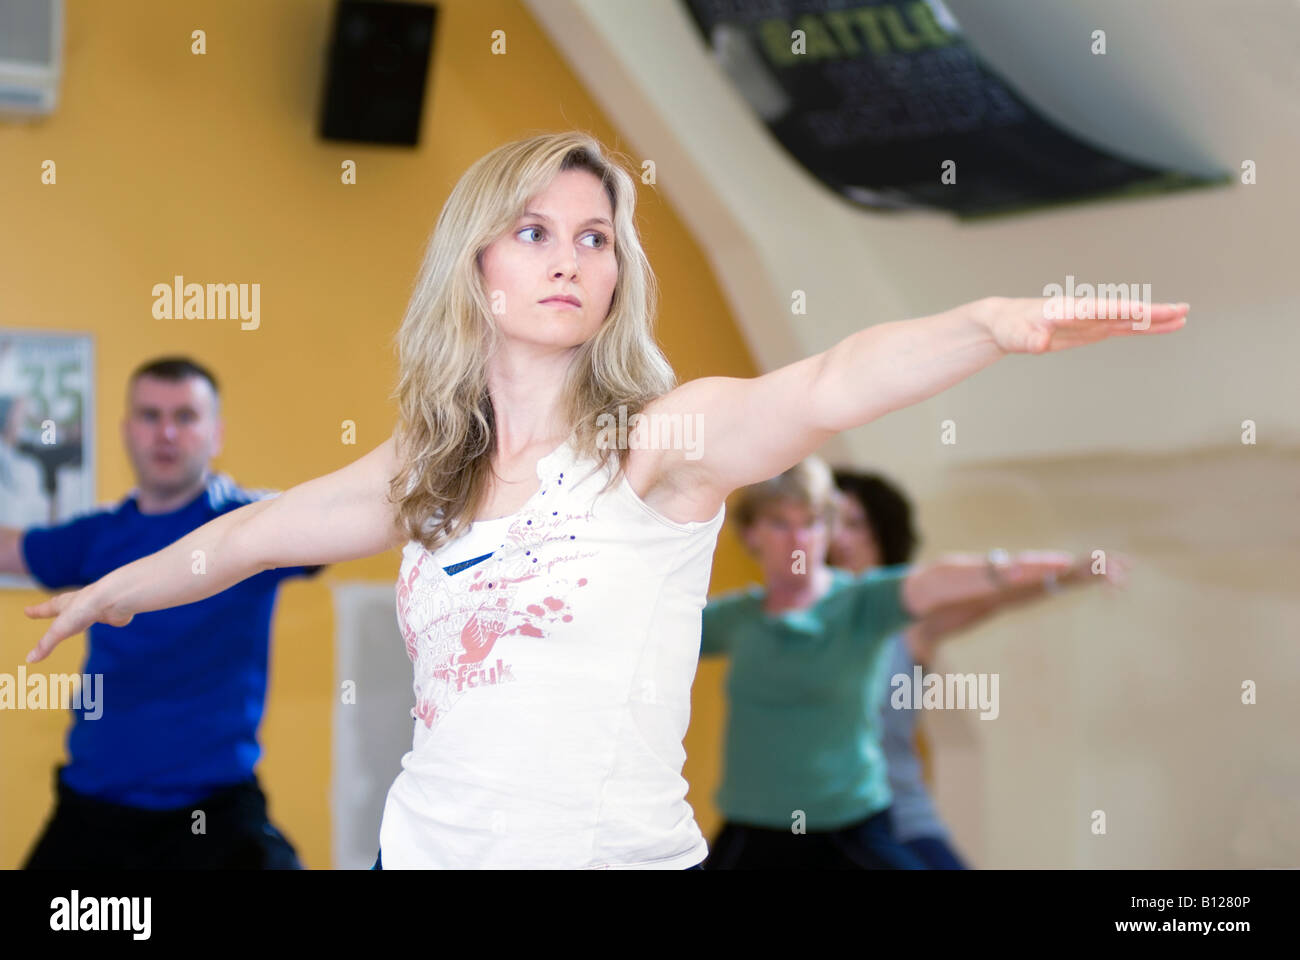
[
  {"left": 122, "top": 376, "right": 223, "bottom": 497},
  {"left": 477, "top": 168, "right": 619, "bottom": 352}
]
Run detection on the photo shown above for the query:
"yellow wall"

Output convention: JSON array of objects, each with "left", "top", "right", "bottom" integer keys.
[{"left": 0, "top": 0, "right": 758, "bottom": 867}]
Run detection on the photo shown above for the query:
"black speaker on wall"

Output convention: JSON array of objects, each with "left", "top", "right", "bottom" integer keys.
[{"left": 319, "top": 0, "right": 437, "bottom": 146}]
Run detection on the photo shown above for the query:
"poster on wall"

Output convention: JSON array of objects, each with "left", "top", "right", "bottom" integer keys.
[
  {"left": 681, "top": 0, "right": 1225, "bottom": 218},
  {"left": 0, "top": 330, "right": 95, "bottom": 589}
]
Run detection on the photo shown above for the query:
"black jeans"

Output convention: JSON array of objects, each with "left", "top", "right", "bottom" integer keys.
[
  {"left": 23, "top": 766, "right": 302, "bottom": 870},
  {"left": 903, "top": 835, "right": 968, "bottom": 869},
  {"left": 703, "top": 807, "right": 927, "bottom": 869}
]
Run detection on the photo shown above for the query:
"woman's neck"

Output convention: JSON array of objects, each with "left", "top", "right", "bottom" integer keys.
[{"left": 486, "top": 344, "right": 575, "bottom": 460}]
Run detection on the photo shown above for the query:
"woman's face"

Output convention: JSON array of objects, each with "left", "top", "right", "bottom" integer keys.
[
  {"left": 478, "top": 168, "right": 618, "bottom": 352},
  {"left": 828, "top": 490, "right": 881, "bottom": 573},
  {"left": 744, "top": 498, "right": 830, "bottom": 586}
]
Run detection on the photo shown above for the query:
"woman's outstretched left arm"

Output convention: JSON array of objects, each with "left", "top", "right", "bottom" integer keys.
[
  {"left": 645, "top": 296, "right": 1188, "bottom": 517},
  {"left": 22, "top": 433, "right": 405, "bottom": 663}
]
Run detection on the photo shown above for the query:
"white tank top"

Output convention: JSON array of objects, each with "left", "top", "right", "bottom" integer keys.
[{"left": 379, "top": 434, "right": 726, "bottom": 868}]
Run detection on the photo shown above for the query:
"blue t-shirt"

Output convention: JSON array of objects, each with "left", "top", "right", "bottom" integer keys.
[
  {"left": 21, "top": 473, "right": 320, "bottom": 809},
  {"left": 700, "top": 565, "right": 915, "bottom": 830}
]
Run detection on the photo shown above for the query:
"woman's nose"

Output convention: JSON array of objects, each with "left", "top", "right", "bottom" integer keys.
[{"left": 551, "top": 251, "right": 579, "bottom": 279}]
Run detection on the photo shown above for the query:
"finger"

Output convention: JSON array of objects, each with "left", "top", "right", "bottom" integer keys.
[
  {"left": 1004, "top": 562, "right": 1072, "bottom": 584},
  {"left": 1011, "top": 551, "right": 1074, "bottom": 573},
  {"left": 26, "top": 631, "right": 57, "bottom": 663},
  {"left": 1132, "top": 302, "right": 1189, "bottom": 323},
  {"left": 1107, "top": 316, "right": 1188, "bottom": 337},
  {"left": 26, "top": 612, "right": 80, "bottom": 663},
  {"left": 1071, "top": 300, "right": 1189, "bottom": 323},
  {"left": 24, "top": 598, "right": 65, "bottom": 620},
  {"left": 1026, "top": 560, "right": 1075, "bottom": 575},
  {"left": 1109, "top": 306, "right": 1188, "bottom": 323},
  {"left": 1013, "top": 550, "right": 1073, "bottom": 563},
  {"left": 25, "top": 602, "right": 87, "bottom": 661}
]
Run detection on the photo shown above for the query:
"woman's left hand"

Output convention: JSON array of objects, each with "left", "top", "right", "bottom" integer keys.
[
  {"left": 24, "top": 583, "right": 133, "bottom": 663},
  {"left": 982, "top": 297, "right": 1189, "bottom": 355}
]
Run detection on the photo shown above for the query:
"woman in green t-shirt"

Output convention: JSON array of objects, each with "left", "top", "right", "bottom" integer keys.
[{"left": 700, "top": 455, "right": 1121, "bottom": 869}]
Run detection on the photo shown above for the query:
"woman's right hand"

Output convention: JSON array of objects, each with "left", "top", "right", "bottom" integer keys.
[{"left": 24, "top": 583, "right": 133, "bottom": 663}]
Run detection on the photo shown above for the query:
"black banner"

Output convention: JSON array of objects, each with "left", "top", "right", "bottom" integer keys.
[
  {"left": 0, "top": 867, "right": 1281, "bottom": 946},
  {"left": 681, "top": 0, "right": 1226, "bottom": 218}
]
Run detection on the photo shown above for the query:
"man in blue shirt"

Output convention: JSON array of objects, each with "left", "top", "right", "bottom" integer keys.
[{"left": 0, "top": 357, "right": 321, "bottom": 869}]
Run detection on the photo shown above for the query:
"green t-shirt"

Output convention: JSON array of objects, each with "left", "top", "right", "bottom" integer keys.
[{"left": 700, "top": 564, "right": 915, "bottom": 830}]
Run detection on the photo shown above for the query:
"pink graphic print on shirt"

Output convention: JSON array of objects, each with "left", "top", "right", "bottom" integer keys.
[{"left": 396, "top": 505, "right": 598, "bottom": 730}]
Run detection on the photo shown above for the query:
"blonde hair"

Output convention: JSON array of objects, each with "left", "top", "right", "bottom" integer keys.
[
  {"left": 730, "top": 455, "right": 837, "bottom": 535},
  {"left": 388, "top": 131, "right": 676, "bottom": 552}
]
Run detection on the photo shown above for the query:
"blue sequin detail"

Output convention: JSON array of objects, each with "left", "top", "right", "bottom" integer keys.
[{"left": 443, "top": 552, "right": 494, "bottom": 576}]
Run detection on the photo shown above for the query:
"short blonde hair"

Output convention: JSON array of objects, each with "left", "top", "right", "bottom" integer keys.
[{"left": 730, "top": 455, "right": 837, "bottom": 534}]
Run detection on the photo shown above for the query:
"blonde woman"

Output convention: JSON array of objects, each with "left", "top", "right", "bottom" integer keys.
[{"left": 23, "top": 131, "right": 1189, "bottom": 869}]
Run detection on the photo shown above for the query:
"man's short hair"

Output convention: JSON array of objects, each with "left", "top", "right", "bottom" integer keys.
[{"left": 128, "top": 356, "right": 220, "bottom": 404}]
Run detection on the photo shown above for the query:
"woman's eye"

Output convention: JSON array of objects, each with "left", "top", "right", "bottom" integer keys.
[{"left": 517, "top": 226, "right": 610, "bottom": 248}]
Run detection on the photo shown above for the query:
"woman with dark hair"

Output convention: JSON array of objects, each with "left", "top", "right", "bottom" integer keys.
[{"left": 829, "top": 469, "right": 1119, "bottom": 867}]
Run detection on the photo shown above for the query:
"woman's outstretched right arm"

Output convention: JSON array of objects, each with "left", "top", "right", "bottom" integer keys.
[{"left": 23, "top": 433, "right": 405, "bottom": 663}]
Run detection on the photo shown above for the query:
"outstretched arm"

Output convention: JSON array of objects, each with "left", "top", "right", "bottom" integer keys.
[
  {"left": 906, "top": 553, "right": 1129, "bottom": 665},
  {"left": 900, "top": 548, "right": 1094, "bottom": 617},
  {"left": 23, "top": 433, "right": 404, "bottom": 662},
  {"left": 644, "top": 297, "right": 1188, "bottom": 517}
]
